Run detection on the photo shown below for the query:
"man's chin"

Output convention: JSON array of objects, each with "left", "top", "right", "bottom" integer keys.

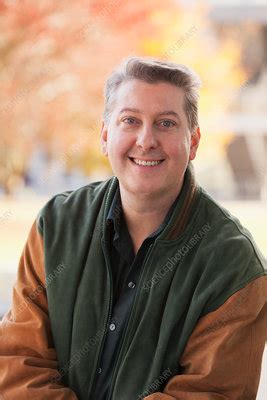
[{"left": 121, "top": 180, "right": 163, "bottom": 196}]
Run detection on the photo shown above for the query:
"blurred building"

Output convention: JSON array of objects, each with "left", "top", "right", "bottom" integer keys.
[{"left": 209, "top": 0, "right": 267, "bottom": 199}]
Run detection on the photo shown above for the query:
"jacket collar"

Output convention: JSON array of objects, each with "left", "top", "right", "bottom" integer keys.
[
  {"left": 162, "top": 162, "right": 201, "bottom": 240},
  {"left": 102, "top": 162, "right": 201, "bottom": 242}
]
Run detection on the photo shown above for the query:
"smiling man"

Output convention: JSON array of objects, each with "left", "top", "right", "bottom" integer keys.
[
  {"left": 0, "top": 57, "right": 266, "bottom": 400},
  {"left": 101, "top": 78, "right": 200, "bottom": 254}
]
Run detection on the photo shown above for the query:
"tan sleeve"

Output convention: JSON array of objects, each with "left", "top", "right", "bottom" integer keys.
[
  {"left": 144, "top": 276, "right": 267, "bottom": 400},
  {"left": 0, "top": 221, "right": 78, "bottom": 400}
]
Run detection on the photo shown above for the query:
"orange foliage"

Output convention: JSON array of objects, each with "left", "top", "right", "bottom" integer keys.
[{"left": 0, "top": 0, "right": 244, "bottom": 193}]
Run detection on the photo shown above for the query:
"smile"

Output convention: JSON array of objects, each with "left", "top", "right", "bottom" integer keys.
[{"left": 129, "top": 157, "right": 164, "bottom": 167}]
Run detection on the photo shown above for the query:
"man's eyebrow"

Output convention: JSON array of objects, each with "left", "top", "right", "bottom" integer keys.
[
  {"left": 119, "top": 107, "right": 141, "bottom": 114},
  {"left": 157, "top": 111, "right": 180, "bottom": 119},
  {"left": 119, "top": 108, "right": 180, "bottom": 119}
]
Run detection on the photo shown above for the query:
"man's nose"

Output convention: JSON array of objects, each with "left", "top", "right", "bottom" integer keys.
[{"left": 136, "top": 124, "right": 158, "bottom": 150}]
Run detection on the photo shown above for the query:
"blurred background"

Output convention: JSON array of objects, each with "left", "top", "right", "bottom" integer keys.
[{"left": 0, "top": 0, "right": 266, "bottom": 397}]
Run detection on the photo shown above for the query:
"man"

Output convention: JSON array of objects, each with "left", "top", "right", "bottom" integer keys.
[{"left": 0, "top": 56, "right": 266, "bottom": 400}]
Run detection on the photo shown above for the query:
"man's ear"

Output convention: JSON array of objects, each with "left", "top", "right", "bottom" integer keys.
[
  {"left": 100, "top": 121, "right": 108, "bottom": 157},
  {"left": 189, "top": 126, "right": 201, "bottom": 161}
]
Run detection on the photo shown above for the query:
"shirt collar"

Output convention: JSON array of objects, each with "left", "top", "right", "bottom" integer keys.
[
  {"left": 106, "top": 185, "right": 180, "bottom": 240},
  {"left": 106, "top": 186, "right": 121, "bottom": 239}
]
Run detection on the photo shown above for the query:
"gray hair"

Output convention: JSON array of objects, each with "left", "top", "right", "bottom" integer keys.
[{"left": 103, "top": 56, "right": 201, "bottom": 132}]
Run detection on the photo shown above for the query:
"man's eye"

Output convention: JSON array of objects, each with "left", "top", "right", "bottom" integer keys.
[
  {"left": 159, "top": 120, "right": 176, "bottom": 128},
  {"left": 122, "top": 117, "right": 137, "bottom": 125}
]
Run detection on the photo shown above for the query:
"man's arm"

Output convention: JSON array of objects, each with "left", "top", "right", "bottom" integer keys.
[
  {"left": 0, "top": 220, "right": 78, "bottom": 400},
  {"left": 144, "top": 276, "right": 267, "bottom": 400}
]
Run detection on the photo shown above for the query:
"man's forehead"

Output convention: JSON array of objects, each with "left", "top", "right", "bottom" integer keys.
[
  {"left": 111, "top": 80, "right": 186, "bottom": 115},
  {"left": 116, "top": 78, "right": 185, "bottom": 95}
]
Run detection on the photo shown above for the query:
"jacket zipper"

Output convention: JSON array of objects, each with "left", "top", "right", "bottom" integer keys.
[
  {"left": 106, "top": 242, "right": 154, "bottom": 400},
  {"left": 87, "top": 179, "right": 117, "bottom": 399},
  {"left": 87, "top": 238, "right": 113, "bottom": 399}
]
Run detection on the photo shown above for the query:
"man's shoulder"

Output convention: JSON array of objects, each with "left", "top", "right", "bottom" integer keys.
[
  {"left": 189, "top": 187, "right": 266, "bottom": 315},
  {"left": 36, "top": 176, "right": 115, "bottom": 232},
  {"left": 196, "top": 187, "right": 266, "bottom": 276}
]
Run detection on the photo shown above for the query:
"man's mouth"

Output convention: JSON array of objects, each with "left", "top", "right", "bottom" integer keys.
[{"left": 129, "top": 157, "right": 165, "bottom": 167}]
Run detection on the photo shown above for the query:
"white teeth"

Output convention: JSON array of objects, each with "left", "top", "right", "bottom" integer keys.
[{"left": 132, "top": 158, "right": 162, "bottom": 166}]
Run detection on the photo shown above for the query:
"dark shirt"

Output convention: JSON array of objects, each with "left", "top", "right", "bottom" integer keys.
[{"left": 92, "top": 186, "right": 180, "bottom": 399}]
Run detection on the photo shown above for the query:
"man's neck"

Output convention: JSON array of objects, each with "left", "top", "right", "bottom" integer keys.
[{"left": 119, "top": 182, "right": 183, "bottom": 254}]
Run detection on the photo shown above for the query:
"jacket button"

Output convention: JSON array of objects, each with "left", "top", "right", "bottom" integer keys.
[
  {"left": 109, "top": 323, "right": 116, "bottom": 331},
  {"left": 128, "top": 281, "right": 135, "bottom": 289},
  {"left": 98, "top": 367, "right": 102, "bottom": 374}
]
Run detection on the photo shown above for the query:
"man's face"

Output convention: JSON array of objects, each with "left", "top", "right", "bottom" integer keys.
[{"left": 101, "top": 79, "right": 200, "bottom": 198}]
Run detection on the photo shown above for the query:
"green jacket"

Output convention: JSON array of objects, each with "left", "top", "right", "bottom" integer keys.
[{"left": 35, "top": 164, "right": 266, "bottom": 399}]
